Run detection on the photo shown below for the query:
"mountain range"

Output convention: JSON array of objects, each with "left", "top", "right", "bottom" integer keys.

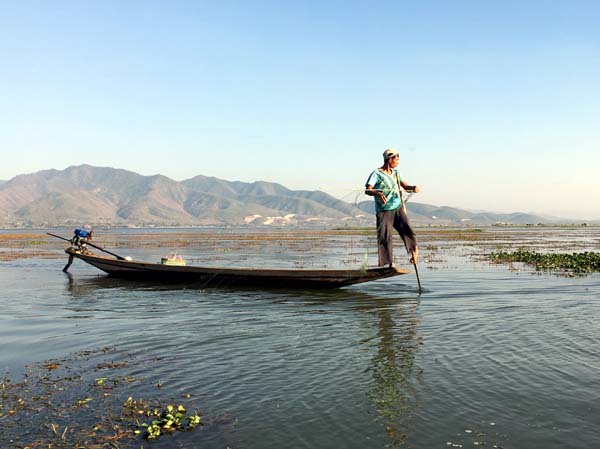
[{"left": 0, "top": 165, "right": 583, "bottom": 227}]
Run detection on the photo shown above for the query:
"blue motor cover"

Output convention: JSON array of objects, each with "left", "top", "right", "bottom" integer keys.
[{"left": 74, "top": 228, "right": 91, "bottom": 239}]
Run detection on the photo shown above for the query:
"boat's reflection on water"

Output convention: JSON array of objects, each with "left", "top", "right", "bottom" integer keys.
[
  {"left": 64, "top": 272, "right": 208, "bottom": 295},
  {"left": 63, "top": 272, "right": 422, "bottom": 448},
  {"left": 63, "top": 271, "right": 420, "bottom": 298}
]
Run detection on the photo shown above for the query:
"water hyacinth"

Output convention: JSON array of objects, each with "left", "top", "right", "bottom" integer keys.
[
  {"left": 134, "top": 401, "right": 202, "bottom": 440},
  {"left": 490, "top": 250, "right": 600, "bottom": 275},
  {"left": 0, "top": 349, "right": 204, "bottom": 448}
]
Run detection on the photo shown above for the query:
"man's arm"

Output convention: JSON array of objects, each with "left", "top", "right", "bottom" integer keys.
[
  {"left": 365, "top": 185, "right": 387, "bottom": 204},
  {"left": 399, "top": 181, "right": 420, "bottom": 193}
]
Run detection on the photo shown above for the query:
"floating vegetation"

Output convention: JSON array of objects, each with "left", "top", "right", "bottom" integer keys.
[
  {"left": 0, "top": 348, "right": 205, "bottom": 448},
  {"left": 122, "top": 398, "right": 202, "bottom": 440},
  {"left": 490, "top": 250, "right": 600, "bottom": 275},
  {"left": 0, "top": 233, "right": 48, "bottom": 242},
  {"left": 2, "top": 227, "right": 600, "bottom": 273}
]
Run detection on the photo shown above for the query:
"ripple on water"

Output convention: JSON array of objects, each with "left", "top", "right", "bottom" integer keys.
[{"left": 1, "top": 252, "right": 599, "bottom": 449}]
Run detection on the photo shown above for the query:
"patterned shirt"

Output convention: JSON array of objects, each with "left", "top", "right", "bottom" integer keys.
[{"left": 365, "top": 168, "right": 403, "bottom": 213}]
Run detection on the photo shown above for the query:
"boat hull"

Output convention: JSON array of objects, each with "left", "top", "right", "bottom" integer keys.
[{"left": 65, "top": 248, "right": 408, "bottom": 289}]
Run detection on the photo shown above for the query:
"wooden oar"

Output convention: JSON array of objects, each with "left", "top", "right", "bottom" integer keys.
[
  {"left": 413, "top": 260, "right": 423, "bottom": 293},
  {"left": 47, "top": 232, "right": 127, "bottom": 260}
]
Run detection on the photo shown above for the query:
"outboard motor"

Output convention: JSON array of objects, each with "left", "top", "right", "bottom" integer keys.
[{"left": 70, "top": 225, "right": 93, "bottom": 252}]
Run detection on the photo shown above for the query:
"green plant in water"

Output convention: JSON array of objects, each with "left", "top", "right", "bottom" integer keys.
[
  {"left": 130, "top": 399, "right": 202, "bottom": 440},
  {"left": 1, "top": 349, "right": 208, "bottom": 448},
  {"left": 490, "top": 250, "right": 600, "bottom": 275}
]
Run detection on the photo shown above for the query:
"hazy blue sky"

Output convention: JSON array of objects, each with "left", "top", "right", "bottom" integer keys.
[{"left": 1, "top": 1, "right": 599, "bottom": 219}]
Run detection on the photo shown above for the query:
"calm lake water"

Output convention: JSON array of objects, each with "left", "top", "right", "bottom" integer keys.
[{"left": 1, "top": 227, "right": 599, "bottom": 448}]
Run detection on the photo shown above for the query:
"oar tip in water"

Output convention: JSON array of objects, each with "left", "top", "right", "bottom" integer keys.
[{"left": 413, "top": 260, "right": 423, "bottom": 293}]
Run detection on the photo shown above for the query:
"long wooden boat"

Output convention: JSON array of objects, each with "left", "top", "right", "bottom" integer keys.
[{"left": 64, "top": 248, "right": 409, "bottom": 289}]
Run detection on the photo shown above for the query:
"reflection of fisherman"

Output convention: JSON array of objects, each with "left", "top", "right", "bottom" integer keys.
[
  {"left": 369, "top": 301, "right": 420, "bottom": 448},
  {"left": 365, "top": 148, "right": 420, "bottom": 267}
]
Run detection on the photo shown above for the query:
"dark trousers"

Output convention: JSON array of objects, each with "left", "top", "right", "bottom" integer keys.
[{"left": 376, "top": 207, "right": 418, "bottom": 266}]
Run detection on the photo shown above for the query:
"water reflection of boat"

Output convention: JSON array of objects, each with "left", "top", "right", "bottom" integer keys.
[{"left": 63, "top": 248, "right": 409, "bottom": 289}]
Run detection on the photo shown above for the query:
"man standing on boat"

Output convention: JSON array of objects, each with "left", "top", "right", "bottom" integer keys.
[{"left": 365, "top": 148, "right": 420, "bottom": 268}]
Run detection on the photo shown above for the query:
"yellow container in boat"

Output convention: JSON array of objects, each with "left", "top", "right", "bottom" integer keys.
[{"left": 160, "top": 253, "right": 186, "bottom": 266}]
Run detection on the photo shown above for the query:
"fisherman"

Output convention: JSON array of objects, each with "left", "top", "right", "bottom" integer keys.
[{"left": 365, "top": 148, "right": 420, "bottom": 267}]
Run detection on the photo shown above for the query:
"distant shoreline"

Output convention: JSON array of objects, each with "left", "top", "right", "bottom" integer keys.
[{"left": 1, "top": 222, "right": 599, "bottom": 231}]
